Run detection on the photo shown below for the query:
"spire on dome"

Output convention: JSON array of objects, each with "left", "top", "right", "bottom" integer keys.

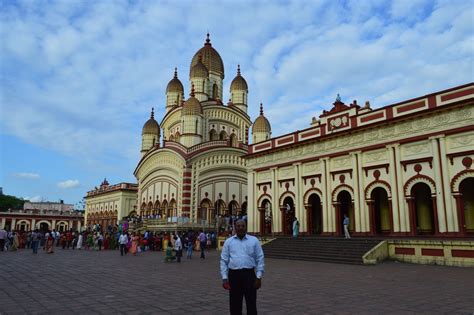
[
  {"left": 205, "top": 32, "right": 211, "bottom": 46},
  {"left": 190, "top": 83, "right": 195, "bottom": 97},
  {"left": 260, "top": 103, "right": 264, "bottom": 115},
  {"left": 336, "top": 94, "right": 341, "bottom": 102},
  {"left": 174, "top": 67, "right": 178, "bottom": 78},
  {"left": 237, "top": 64, "right": 241, "bottom": 76},
  {"left": 151, "top": 107, "right": 154, "bottom": 119}
]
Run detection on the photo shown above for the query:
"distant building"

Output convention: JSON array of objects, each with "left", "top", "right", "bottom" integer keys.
[
  {"left": 0, "top": 200, "right": 84, "bottom": 231},
  {"left": 84, "top": 179, "right": 138, "bottom": 228}
]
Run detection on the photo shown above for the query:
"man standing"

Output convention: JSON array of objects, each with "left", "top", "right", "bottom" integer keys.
[
  {"left": 174, "top": 235, "right": 182, "bottom": 263},
  {"left": 119, "top": 231, "right": 128, "bottom": 256},
  {"left": 343, "top": 214, "right": 351, "bottom": 239},
  {"left": 0, "top": 227, "right": 7, "bottom": 251},
  {"left": 198, "top": 230, "right": 206, "bottom": 259},
  {"left": 220, "top": 220, "right": 264, "bottom": 315},
  {"left": 31, "top": 229, "right": 40, "bottom": 254}
]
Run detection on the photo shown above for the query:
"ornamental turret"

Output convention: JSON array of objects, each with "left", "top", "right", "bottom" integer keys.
[
  {"left": 141, "top": 108, "right": 160, "bottom": 156},
  {"left": 230, "top": 64, "right": 248, "bottom": 113},
  {"left": 180, "top": 85, "right": 203, "bottom": 147},
  {"left": 166, "top": 68, "right": 184, "bottom": 112},
  {"left": 252, "top": 103, "right": 271, "bottom": 143}
]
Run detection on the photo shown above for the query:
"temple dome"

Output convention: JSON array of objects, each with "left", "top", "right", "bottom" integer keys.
[{"left": 190, "top": 33, "right": 224, "bottom": 79}]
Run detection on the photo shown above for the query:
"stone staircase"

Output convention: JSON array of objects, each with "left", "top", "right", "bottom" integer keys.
[{"left": 262, "top": 237, "right": 382, "bottom": 265}]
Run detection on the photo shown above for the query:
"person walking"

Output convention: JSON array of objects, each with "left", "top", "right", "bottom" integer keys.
[
  {"left": 76, "top": 232, "right": 83, "bottom": 250},
  {"left": 174, "top": 235, "right": 182, "bottom": 263},
  {"left": 31, "top": 229, "right": 40, "bottom": 254},
  {"left": 343, "top": 214, "right": 351, "bottom": 239},
  {"left": 198, "top": 230, "right": 207, "bottom": 259},
  {"left": 98, "top": 232, "right": 103, "bottom": 251},
  {"left": 0, "top": 227, "right": 7, "bottom": 252},
  {"left": 220, "top": 220, "right": 264, "bottom": 315},
  {"left": 292, "top": 217, "right": 299, "bottom": 238},
  {"left": 119, "top": 231, "right": 128, "bottom": 256}
]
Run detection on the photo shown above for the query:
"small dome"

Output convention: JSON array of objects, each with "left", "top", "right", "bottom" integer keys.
[
  {"left": 142, "top": 108, "right": 160, "bottom": 135},
  {"left": 230, "top": 65, "right": 248, "bottom": 91},
  {"left": 190, "top": 33, "right": 224, "bottom": 79},
  {"left": 190, "top": 55, "right": 209, "bottom": 78},
  {"left": 166, "top": 68, "right": 184, "bottom": 93},
  {"left": 253, "top": 103, "right": 271, "bottom": 133},
  {"left": 182, "top": 85, "right": 203, "bottom": 115}
]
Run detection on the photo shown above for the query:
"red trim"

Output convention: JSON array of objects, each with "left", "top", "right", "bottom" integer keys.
[
  {"left": 360, "top": 111, "right": 384, "bottom": 123},
  {"left": 183, "top": 171, "right": 192, "bottom": 176},
  {"left": 386, "top": 107, "right": 394, "bottom": 119},
  {"left": 277, "top": 136, "right": 294, "bottom": 145},
  {"left": 331, "top": 169, "right": 353, "bottom": 180},
  {"left": 421, "top": 248, "right": 444, "bottom": 257},
  {"left": 401, "top": 157, "right": 433, "bottom": 171},
  {"left": 363, "top": 164, "right": 389, "bottom": 176},
  {"left": 440, "top": 87, "right": 474, "bottom": 102},
  {"left": 300, "top": 129, "right": 320, "bottom": 138},
  {"left": 428, "top": 95, "right": 437, "bottom": 108},
  {"left": 396, "top": 100, "right": 426, "bottom": 114},
  {"left": 183, "top": 178, "right": 192, "bottom": 184},
  {"left": 255, "top": 142, "right": 272, "bottom": 150},
  {"left": 395, "top": 247, "right": 415, "bottom": 255},
  {"left": 451, "top": 249, "right": 474, "bottom": 258},
  {"left": 182, "top": 192, "right": 191, "bottom": 198},
  {"left": 447, "top": 150, "right": 474, "bottom": 165},
  {"left": 436, "top": 139, "right": 448, "bottom": 233}
]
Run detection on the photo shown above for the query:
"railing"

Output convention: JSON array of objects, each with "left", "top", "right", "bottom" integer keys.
[
  {"left": 163, "top": 140, "right": 247, "bottom": 156},
  {"left": 86, "top": 183, "right": 138, "bottom": 196}
]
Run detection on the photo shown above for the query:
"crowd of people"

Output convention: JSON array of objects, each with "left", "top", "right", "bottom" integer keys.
[{"left": 0, "top": 224, "right": 219, "bottom": 262}]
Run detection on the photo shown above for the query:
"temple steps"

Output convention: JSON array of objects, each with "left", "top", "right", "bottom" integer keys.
[{"left": 262, "top": 237, "right": 381, "bottom": 265}]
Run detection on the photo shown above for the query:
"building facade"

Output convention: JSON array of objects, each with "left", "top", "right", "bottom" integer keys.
[
  {"left": 0, "top": 201, "right": 84, "bottom": 232},
  {"left": 134, "top": 34, "right": 266, "bottom": 227},
  {"left": 84, "top": 179, "right": 138, "bottom": 227},
  {"left": 246, "top": 84, "right": 474, "bottom": 237}
]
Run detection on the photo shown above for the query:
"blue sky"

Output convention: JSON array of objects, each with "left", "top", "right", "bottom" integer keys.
[{"left": 1, "top": 0, "right": 473, "bottom": 207}]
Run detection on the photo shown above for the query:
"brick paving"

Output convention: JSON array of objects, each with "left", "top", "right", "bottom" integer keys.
[{"left": 0, "top": 248, "right": 473, "bottom": 315}]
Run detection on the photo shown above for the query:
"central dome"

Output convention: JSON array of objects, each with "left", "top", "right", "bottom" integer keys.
[{"left": 190, "top": 33, "right": 224, "bottom": 79}]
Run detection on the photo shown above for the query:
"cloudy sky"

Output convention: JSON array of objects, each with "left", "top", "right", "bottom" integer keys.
[{"left": 0, "top": 0, "right": 472, "bottom": 206}]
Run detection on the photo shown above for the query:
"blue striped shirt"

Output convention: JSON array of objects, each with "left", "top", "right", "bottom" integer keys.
[{"left": 220, "top": 234, "right": 265, "bottom": 280}]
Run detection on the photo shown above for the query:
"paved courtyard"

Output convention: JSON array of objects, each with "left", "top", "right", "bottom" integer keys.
[{"left": 0, "top": 248, "right": 473, "bottom": 315}]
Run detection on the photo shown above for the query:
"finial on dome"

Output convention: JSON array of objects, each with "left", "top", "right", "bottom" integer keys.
[
  {"left": 151, "top": 107, "right": 154, "bottom": 119},
  {"left": 336, "top": 94, "right": 341, "bottom": 102},
  {"left": 205, "top": 32, "right": 211, "bottom": 45},
  {"left": 173, "top": 67, "right": 178, "bottom": 78},
  {"left": 237, "top": 64, "right": 241, "bottom": 76},
  {"left": 260, "top": 103, "right": 264, "bottom": 115},
  {"left": 190, "top": 83, "right": 195, "bottom": 97}
]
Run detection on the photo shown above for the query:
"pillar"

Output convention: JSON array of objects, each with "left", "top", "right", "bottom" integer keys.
[
  {"left": 387, "top": 145, "right": 400, "bottom": 232},
  {"left": 1, "top": 218, "right": 5, "bottom": 229},
  {"left": 271, "top": 167, "right": 279, "bottom": 233},
  {"left": 453, "top": 193, "right": 465, "bottom": 235},
  {"left": 11, "top": 218, "right": 17, "bottom": 230},
  {"left": 247, "top": 170, "right": 255, "bottom": 232},
  {"left": 407, "top": 197, "right": 416, "bottom": 236},
  {"left": 52, "top": 219, "right": 56, "bottom": 229},
  {"left": 432, "top": 195, "right": 440, "bottom": 235},
  {"left": 438, "top": 136, "right": 454, "bottom": 231},
  {"left": 295, "top": 163, "right": 304, "bottom": 233},
  {"left": 334, "top": 202, "right": 341, "bottom": 236},
  {"left": 31, "top": 219, "right": 36, "bottom": 230},
  {"left": 351, "top": 153, "right": 361, "bottom": 233},
  {"left": 367, "top": 200, "right": 375, "bottom": 236},
  {"left": 322, "top": 158, "right": 332, "bottom": 233},
  {"left": 430, "top": 136, "right": 446, "bottom": 233}
]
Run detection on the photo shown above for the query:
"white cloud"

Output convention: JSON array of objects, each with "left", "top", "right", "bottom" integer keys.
[
  {"left": 14, "top": 173, "right": 40, "bottom": 179},
  {"left": 0, "top": 0, "right": 472, "bottom": 170},
  {"left": 58, "top": 179, "right": 80, "bottom": 189}
]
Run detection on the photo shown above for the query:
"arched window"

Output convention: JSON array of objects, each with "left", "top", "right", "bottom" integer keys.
[
  {"left": 213, "top": 83, "right": 218, "bottom": 99},
  {"left": 195, "top": 120, "right": 199, "bottom": 134},
  {"left": 230, "top": 133, "right": 238, "bottom": 147},
  {"left": 209, "top": 129, "right": 218, "bottom": 141},
  {"left": 220, "top": 130, "right": 228, "bottom": 140}
]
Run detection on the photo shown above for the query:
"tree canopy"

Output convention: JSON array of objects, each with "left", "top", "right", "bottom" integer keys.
[{"left": 0, "top": 194, "right": 26, "bottom": 212}]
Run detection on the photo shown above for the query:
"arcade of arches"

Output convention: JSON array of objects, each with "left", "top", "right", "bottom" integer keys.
[{"left": 246, "top": 84, "right": 474, "bottom": 237}]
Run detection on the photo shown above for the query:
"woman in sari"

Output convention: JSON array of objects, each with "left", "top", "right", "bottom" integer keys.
[
  {"left": 164, "top": 240, "right": 175, "bottom": 262},
  {"left": 10, "top": 232, "right": 19, "bottom": 251},
  {"left": 45, "top": 231, "right": 54, "bottom": 253},
  {"left": 130, "top": 232, "right": 139, "bottom": 255},
  {"left": 87, "top": 233, "right": 94, "bottom": 250},
  {"left": 76, "top": 232, "right": 83, "bottom": 250}
]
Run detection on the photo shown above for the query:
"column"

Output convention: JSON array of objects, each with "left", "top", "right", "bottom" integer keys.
[
  {"left": 31, "top": 218, "right": 36, "bottom": 230},
  {"left": 453, "top": 193, "right": 465, "bottom": 235},
  {"left": 367, "top": 200, "right": 375, "bottom": 236},
  {"left": 271, "top": 167, "right": 279, "bottom": 233},
  {"left": 77, "top": 220, "right": 82, "bottom": 232},
  {"left": 323, "top": 158, "right": 332, "bottom": 233},
  {"left": 247, "top": 170, "right": 255, "bottom": 232},
  {"left": 351, "top": 153, "right": 361, "bottom": 233},
  {"left": 11, "top": 218, "right": 17, "bottom": 230},
  {"left": 1, "top": 218, "right": 6, "bottom": 229},
  {"left": 438, "top": 136, "right": 454, "bottom": 231},
  {"left": 356, "top": 152, "right": 366, "bottom": 232},
  {"left": 294, "top": 163, "right": 304, "bottom": 233},
  {"left": 52, "top": 219, "right": 56, "bottom": 230},
  {"left": 394, "top": 144, "right": 406, "bottom": 231},
  {"left": 387, "top": 145, "right": 400, "bottom": 232},
  {"left": 430, "top": 136, "right": 446, "bottom": 233},
  {"left": 407, "top": 197, "right": 416, "bottom": 236}
]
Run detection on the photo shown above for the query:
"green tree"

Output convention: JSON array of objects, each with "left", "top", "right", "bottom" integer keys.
[{"left": 0, "top": 194, "right": 26, "bottom": 212}]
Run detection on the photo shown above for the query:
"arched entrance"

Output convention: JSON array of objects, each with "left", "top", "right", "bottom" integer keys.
[
  {"left": 336, "top": 191, "right": 353, "bottom": 236},
  {"left": 39, "top": 222, "right": 50, "bottom": 232},
  {"left": 371, "top": 187, "right": 391, "bottom": 235},
  {"left": 228, "top": 200, "right": 239, "bottom": 217},
  {"left": 308, "top": 194, "right": 322, "bottom": 235},
  {"left": 241, "top": 202, "right": 247, "bottom": 217},
  {"left": 169, "top": 199, "right": 177, "bottom": 218},
  {"left": 412, "top": 183, "right": 435, "bottom": 235},
  {"left": 199, "top": 199, "right": 212, "bottom": 224},
  {"left": 282, "top": 197, "right": 295, "bottom": 235},
  {"left": 459, "top": 178, "right": 474, "bottom": 233},
  {"left": 259, "top": 199, "right": 272, "bottom": 235}
]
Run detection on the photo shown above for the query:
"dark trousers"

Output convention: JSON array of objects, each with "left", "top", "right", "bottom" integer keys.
[
  {"left": 200, "top": 242, "right": 206, "bottom": 258},
  {"left": 31, "top": 240, "right": 39, "bottom": 254},
  {"left": 0, "top": 239, "right": 4, "bottom": 251},
  {"left": 120, "top": 244, "right": 127, "bottom": 256},
  {"left": 228, "top": 268, "right": 257, "bottom": 315}
]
